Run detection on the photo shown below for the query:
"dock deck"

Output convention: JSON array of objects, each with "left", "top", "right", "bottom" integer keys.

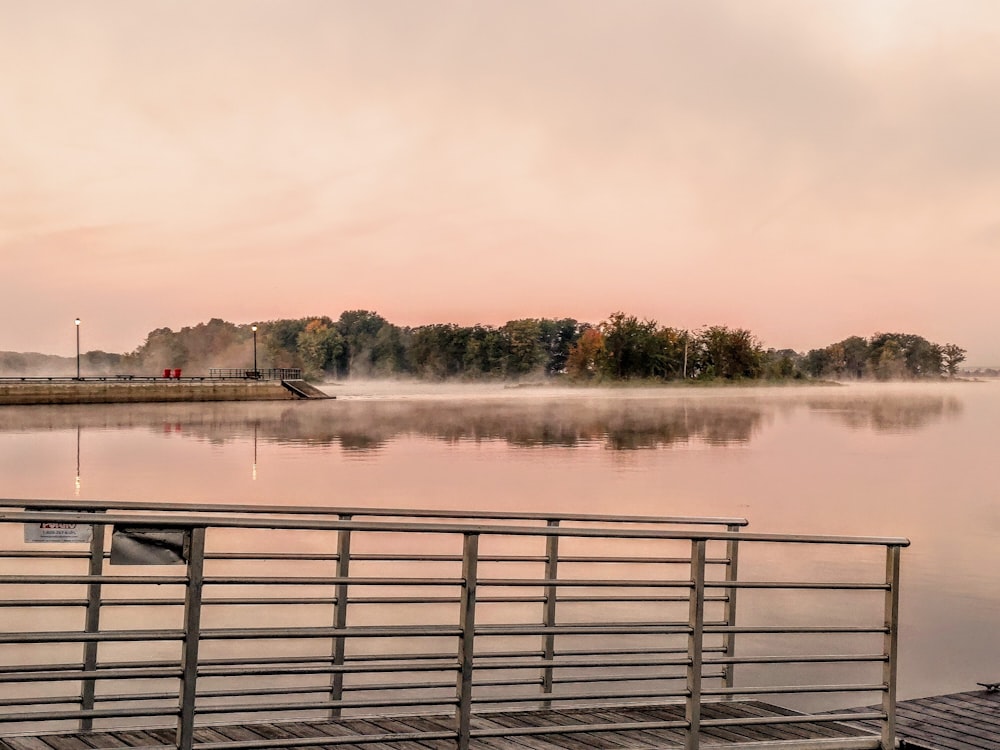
[
  {"left": 0, "top": 703, "right": 880, "bottom": 750},
  {"left": 846, "top": 687, "right": 1000, "bottom": 750}
]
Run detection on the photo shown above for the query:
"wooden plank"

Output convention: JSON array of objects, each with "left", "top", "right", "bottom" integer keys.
[{"left": 0, "top": 738, "right": 58, "bottom": 750}]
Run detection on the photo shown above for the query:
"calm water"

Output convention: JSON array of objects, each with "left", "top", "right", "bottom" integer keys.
[{"left": 1, "top": 381, "right": 997, "bottom": 702}]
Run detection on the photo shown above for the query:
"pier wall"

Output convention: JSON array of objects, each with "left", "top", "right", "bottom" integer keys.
[{"left": 0, "top": 380, "right": 296, "bottom": 405}]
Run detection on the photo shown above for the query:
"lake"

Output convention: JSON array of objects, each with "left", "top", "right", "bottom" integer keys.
[{"left": 0, "top": 380, "right": 997, "bottom": 703}]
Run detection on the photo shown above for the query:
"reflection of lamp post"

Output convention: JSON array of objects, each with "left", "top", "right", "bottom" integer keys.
[
  {"left": 251, "top": 324, "right": 258, "bottom": 377},
  {"left": 75, "top": 425, "right": 81, "bottom": 496},
  {"left": 75, "top": 318, "right": 81, "bottom": 379}
]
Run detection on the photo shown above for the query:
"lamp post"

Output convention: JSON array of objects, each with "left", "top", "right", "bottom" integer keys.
[
  {"left": 75, "top": 318, "right": 81, "bottom": 380},
  {"left": 251, "top": 324, "right": 258, "bottom": 377}
]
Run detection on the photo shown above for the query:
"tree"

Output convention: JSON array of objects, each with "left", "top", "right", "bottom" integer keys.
[
  {"left": 336, "top": 310, "right": 391, "bottom": 377},
  {"left": 566, "top": 327, "right": 606, "bottom": 380},
  {"left": 296, "top": 319, "right": 344, "bottom": 379},
  {"left": 538, "top": 318, "right": 581, "bottom": 375},
  {"left": 502, "top": 319, "right": 545, "bottom": 377},
  {"left": 599, "top": 312, "right": 660, "bottom": 379},
  {"left": 695, "top": 326, "right": 765, "bottom": 380},
  {"left": 942, "top": 344, "right": 967, "bottom": 377}
]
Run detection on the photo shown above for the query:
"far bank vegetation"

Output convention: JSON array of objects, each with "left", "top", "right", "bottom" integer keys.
[{"left": 1, "top": 312, "right": 968, "bottom": 385}]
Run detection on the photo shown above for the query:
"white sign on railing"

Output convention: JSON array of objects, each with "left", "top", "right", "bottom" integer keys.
[{"left": 24, "top": 522, "right": 93, "bottom": 543}]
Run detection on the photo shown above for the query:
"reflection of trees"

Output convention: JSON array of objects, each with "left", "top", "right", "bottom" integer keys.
[
  {"left": 806, "top": 394, "right": 963, "bottom": 433},
  {"left": 0, "top": 389, "right": 964, "bottom": 453},
  {"left": 0, "top": 399, "right": 767, "bottom": 452}
]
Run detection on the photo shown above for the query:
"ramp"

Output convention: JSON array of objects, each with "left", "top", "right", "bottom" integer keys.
[{"left": 280, "top": 379, "right": 332, "bottom": 399}]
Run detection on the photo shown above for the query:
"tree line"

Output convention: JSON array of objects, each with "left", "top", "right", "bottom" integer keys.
[{"left": 110, "top": 311, "right": 965, "bottom": 383}]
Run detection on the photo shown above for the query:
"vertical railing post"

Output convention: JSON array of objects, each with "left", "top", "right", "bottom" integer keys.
[
  {"left": 455, "top": 533, "right": 479, "bottom": 750},
  {"left": 176, "top": 527, "right": 206, "bottom": 750},
  {"left": 79, "top": 518, "right": 106, "bottom": 730},
  {"left": 685, "top": 539, "right": 706, "bottom": 750},
  {"left": 881, "top": 545, "right": 901, "bottom": 750},
  {"left": 541, "top": 520, "right": 559, "bottom": 705},
  {"left": 329, "top": 516, "right": 352, "bottom": 718},
  {"left": 721, "top": 524, "right": 741, "bottom": 698}
]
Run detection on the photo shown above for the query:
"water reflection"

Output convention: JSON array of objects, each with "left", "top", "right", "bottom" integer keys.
[
  {"left": 0, "top": 388, "right": 964, "bottom": 454},
  {"left": 806, "top": 394, "right": 963, "bottom": 433}
]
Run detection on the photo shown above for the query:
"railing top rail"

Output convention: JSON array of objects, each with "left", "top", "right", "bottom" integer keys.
[
  {"left": 0, "top": 509, "right": 910, "bottom": 547},
  {"left": 0, "top": 498, "right": 749, "bottom": 528}
]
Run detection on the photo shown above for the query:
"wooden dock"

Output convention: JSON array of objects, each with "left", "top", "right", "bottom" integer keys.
[
  {"left": 844, "top": 687, "right": 1000, "bottom": 750},
  {"left": 0, "top": 702, "right": 881, "bottom": 750}
]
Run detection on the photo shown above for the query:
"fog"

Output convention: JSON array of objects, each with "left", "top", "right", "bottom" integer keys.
[{"left": 0, "top": 382, "right": 964, "bottom": 451}]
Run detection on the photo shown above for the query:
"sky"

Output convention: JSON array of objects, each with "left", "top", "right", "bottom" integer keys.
[{"left": 2, "top": 1, "right": 998, "bottom": 364}]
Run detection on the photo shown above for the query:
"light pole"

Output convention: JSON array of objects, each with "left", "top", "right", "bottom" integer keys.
[
  {"left": 251, "top": 324, "right": 258, "bottom": 377},
  {"left": 75, "top": 318, "right": 81, "bottom": 379}
]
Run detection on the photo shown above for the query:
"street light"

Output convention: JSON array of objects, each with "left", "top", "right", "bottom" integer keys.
[
  {"left": 251, "top": 324, "right": 258, "bottom": 377},
  {"left": 75, "top": 318, "right": 81, "bottom": 380}
]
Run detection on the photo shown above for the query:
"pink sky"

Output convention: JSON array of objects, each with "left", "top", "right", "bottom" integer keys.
[{"left": 2, "top": 1, "right": 998, "bottom": 364}]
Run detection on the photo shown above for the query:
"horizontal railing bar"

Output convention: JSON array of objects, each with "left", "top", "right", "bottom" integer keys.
[
  {"left": 198, "top": 661, "right": 459, "bottom": 677},
  {"left": 558, "top": 595, "right": 729, "bottom": 602},
  {"left": 474, "top": 624, "right": 693, "bottom": 636},
  {"left": 478, "top": 578, "right": 694, "bottom": 587},
  {"left": 553, "top": 672, "right": 724, "bottom": 685},
  {"left": 706, "top": 625, "right": 888, "bottom": 634},
  {"left": 0, "top": 667, "right": 182, "bottom": 683},
  {"left": 706, "top": 581, "right": 890, "bottom": 590},
  {"left": 705, "top": 654, "right": 889, "bottom": 665},
  {"left": 0, "top": 630, "right": 184, "bottom": 644},
  {"left": 74, "top": 654, "right": 460, "bottom": 671},
  {"left": 556, "top": 646, "right": 726, "bottom": 657},
  {"left": 0, "top": 510, "right": 908, "bottom": 546},
  {"left": 194, "top": 729, "right": 459, "bottom": 750},
  {"left": 0, "top": 551, "right": 92, "bottom": 559},
  {"left": 199, "top": 676, "right": 544, "bottom": 699},
  {"left": 474, "top": 655, "right": 692, "bottom": 669},
  {"left": 197, "top": 625, "right": 463, "bottom": 640},
  {"left": 195, "top": 695, "right": 458, "bottom": 715},
  {"left": 202, "top": 576, "right": 464, "bottom": 586},
  {"left": 205, "top": 552, "right": 341, "bottom": 561},
  {"left": 471, "top": 718, "right": 690, "bottom": 738},
  {"left": 0, "top": 576, "right": 186, "bottom": 585},
  {"left": 700, "top": 710, "right": 886, "bottom": 728},
  {"left": 0, "top": 695, "right": 84, "bottom": 707},
  {"left": 470, "top": 687, "right": 689, "bottom": 704},
  {"left": 4, "top": 497, "right": 750, "bottom": 527},
  {"left": 703, "top": 683, "right": 887, "bottom": 696},
  {"left": 0, "top": 593, "right": 724, "bottom": 608},
  {"left": 0, "top": 705, "right": 180, "bottom": 722}
]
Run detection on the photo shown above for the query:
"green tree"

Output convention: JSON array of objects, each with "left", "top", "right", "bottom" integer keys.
[
  {"left": 336, "top": 310, "right": 392, "bottom": 377},
  {"left": 296, "top": 319, "right": 345, "bottom": 379},
  {"left": 695, "top": 326, "right": 765, "bottom": 380},
  {"left": 538, "top": 318, "right": 581, "bottom": 375},
  {"left": 502, "top": 319, "right": 545, "bottom": 377},
  {"left": 942, "top": 343, "right": 967, "bottom": 377}
]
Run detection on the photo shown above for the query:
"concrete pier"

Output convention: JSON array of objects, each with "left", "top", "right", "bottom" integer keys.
[{"left": 0, "top": 379, "right": 301, "bottom": 405}]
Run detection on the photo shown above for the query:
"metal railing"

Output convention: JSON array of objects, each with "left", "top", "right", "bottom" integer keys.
[
  {"left": 207, "top": 369, "right": 303, "bottom": 381},
  {"left": 0, "top": 500, "right": 905, "bottom": 750}
]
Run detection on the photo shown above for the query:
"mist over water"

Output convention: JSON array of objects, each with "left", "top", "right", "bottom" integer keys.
[{"left": 0, "top": 381, "right": 996, "bottom": 703}]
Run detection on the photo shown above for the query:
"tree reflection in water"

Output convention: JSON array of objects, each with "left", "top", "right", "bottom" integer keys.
[{"left": 0, "top": 388, "right": 963, "bottom": 453}]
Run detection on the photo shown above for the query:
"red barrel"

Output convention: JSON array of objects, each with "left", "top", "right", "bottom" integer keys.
[
  {"left": 172, "top": 368, "right": 182, "bottom": 379},
  {"left": 163, "top": 368, "right": 171, "bottom": 378}
]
